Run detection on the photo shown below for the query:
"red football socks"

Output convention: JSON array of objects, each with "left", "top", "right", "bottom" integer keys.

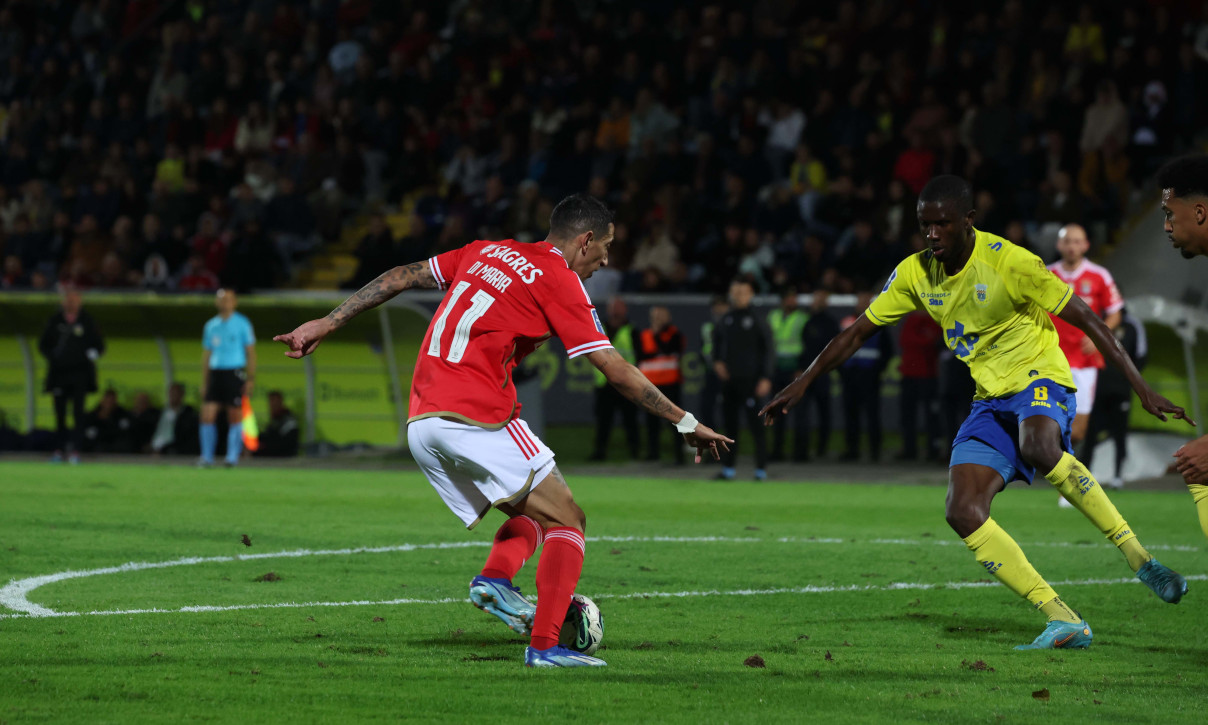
[
  {"left": 530, "top": 526, "right": 585, "bottom": 651},
  {"left": 481, "top": 515, "right": 544, "bottom": 580}
]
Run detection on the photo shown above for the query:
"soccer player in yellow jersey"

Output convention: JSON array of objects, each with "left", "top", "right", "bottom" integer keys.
[
  {"left": 763, "top": 176, "right": 1195, "bottom": 650},
  {"left": 1157, "top": 153, "right": 1208, "bottom": 540}
]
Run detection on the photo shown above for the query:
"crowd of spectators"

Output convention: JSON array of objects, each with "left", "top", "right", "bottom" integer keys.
[
  {"left": 71, "top": 383, "right": 298, "bottom": 457},
  {"left": 0, "top": 1, "right": 1206, "bottom": 297}
]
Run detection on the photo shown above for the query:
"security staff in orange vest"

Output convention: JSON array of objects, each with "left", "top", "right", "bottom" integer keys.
[{"left": 636, "top": 305, "right": 686, "bottom": 464}]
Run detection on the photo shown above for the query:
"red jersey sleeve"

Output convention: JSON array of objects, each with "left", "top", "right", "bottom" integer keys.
[
  {"left": 1097, "top": 268, "right": 1124, "bottom": 315},
  {"left": 540, "top": 270, "right": 613, "bottom": 358},
  {"left": 427, "top": 245, "right": 471, "bottom": 290}
]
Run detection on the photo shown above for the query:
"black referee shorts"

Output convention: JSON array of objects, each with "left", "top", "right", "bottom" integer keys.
[{"left": 205, "top": 369, "right": 246, "bottom": 407}]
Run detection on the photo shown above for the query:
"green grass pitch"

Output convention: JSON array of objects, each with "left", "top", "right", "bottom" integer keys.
[{"left": 1, "top": 461, "right": 1206, "bottom": 723}]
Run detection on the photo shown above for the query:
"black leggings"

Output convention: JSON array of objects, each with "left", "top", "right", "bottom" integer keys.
[
  {"left": 53, "top": 391, "right": 87, "bottom": 453},
  {"left": 1081, "top": 393, "right": 1130, "bottom": 479}
]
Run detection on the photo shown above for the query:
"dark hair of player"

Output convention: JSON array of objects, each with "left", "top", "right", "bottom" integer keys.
[
  {"left": 1156, "top": 154, "right": 1208, "bottom": 199},
  {"left": 918, "top": 175, "right": 974, "bottom": 212},
  {"left": 548, "top": 194, "right": 614, "bottom": 241}
]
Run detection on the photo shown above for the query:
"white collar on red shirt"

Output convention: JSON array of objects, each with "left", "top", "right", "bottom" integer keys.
[
  {"left": 1052, "top": 258, "right": 1088, "bottom": 281},
  {"left": 545, "top": 242, "right": 569, "bottom": 267}
]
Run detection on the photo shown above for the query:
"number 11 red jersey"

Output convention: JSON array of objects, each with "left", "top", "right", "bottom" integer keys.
[{"left": 408, "top": 240, "right": 613, "bottom": 428}]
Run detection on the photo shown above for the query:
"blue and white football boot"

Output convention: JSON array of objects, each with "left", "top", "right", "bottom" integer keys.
[
  {"left": 469, "top": 575, "right": 535, "bottom": 636},
  {"left": 1014, "top": 618, "right": 1093, "bottom": 650},
  {"left": 524, "top": 645, "right": 607, "bottom": 667}
]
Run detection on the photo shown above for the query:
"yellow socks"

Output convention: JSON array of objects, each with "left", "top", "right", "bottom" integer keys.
[
  {"left": 1038, "top": 596, "right": 1081, "bottom": 624},
  {"left": 962, "top": 518, "right": 1077, "bottom": 622},
  {"left": 1190, "top": 484, "right": 1208, "bottom": 540},
  {"left": 1045, "top": 452, "right": 1152, "bottom": 572}
]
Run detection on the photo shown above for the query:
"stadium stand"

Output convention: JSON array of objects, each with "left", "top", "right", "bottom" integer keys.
[{"left": 0, "top": 0, "right": 1205, "bottom": 296}]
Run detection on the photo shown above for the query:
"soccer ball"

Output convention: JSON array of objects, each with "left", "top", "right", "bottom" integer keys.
[{"left": 559, "top": 593, "right": 604, "bottom": 655}]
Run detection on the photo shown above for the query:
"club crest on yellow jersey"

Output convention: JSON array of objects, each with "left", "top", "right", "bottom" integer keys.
[{"left": 974, "top": 283, "right": 988, "bottom": 305}]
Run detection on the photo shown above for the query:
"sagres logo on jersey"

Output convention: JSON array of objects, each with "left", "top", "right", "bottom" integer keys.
[{"left": 974, "top": 283, "right": 988, "bottom": 305}]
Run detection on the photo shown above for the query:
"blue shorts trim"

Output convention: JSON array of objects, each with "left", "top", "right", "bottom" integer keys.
[
  {"left": 950, "top": 378, "right": 1076, "bottom": 484},
  {"left": 950, "top": 439, "right": 1017, "bottom": 485}
]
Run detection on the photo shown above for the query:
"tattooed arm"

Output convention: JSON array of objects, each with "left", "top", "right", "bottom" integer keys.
[
  {"left": 273, "top": 262, "right": 439, "bottom": 358},
  {"left": 326, "top": 262, "right": 439, "bottom": 327},
  {"left": 586, "top": 349, "right": 681, "bottom": 421},
  {"left": 585, "top": 348, "right": 733, "bottom": 460}
]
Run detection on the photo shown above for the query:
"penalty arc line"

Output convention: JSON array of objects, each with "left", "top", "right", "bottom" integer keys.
[
  {"left": 1, "top": 536, "right": 1202, "bottom": 619},
  {"left": 0, "top": 536, "right": 757, "bottom": 617},
  {"left": 1, "top": 574, "right": 1204, "bottom": 621}
]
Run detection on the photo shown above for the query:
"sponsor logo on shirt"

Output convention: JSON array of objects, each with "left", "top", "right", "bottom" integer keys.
[
  {"left": 945, "top": 321, "right": 978, "bottom": 358},
  {"left": 928, "top": 298, "right": 944, "bottom": 306},
  {"left": 478, "top": 244, "right": 545, "bottom": 284}
]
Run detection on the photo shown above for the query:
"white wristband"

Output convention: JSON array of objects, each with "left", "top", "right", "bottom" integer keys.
[{"left": 674, "top": 412, "right": 699, "bottom": 434}]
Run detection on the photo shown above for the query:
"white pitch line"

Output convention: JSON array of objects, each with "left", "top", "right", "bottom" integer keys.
[
  {"left": 855, "top": 538, "right": 1203, "bottom": 553},
  {"left": 0, "top": 536, "right": 763, "bottom": 617},
  {"left": 2, "top": 574, "right": 1203, "bottom": 621},
  {"left": 2, "top": 536, "right": 1201, "bottom": 619}
]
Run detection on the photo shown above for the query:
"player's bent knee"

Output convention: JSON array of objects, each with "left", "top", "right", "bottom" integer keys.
[
  {"left": 554, "top": 501, "right": 585, "bottom": 533},
  {"left": 944, "top": 502, "right": 987, "bottom": 539},
  {"left": 1019, "top": 439, "right": 1061, "bottom": 472}
]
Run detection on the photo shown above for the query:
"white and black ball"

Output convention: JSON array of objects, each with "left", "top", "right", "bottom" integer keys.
[{"left": 559, "top": 593, "right": 604, "bottom": 655}]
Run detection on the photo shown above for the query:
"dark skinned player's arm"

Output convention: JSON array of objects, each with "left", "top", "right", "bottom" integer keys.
[
  {"left": 1057, "top": 295, "right": 1146, "bottom": 393},
  {"left": 586, "top": 348, "right": 686, "bottom": 422},
  {"left": 761, "top": 314, "right": 880, "bottom": 419},
  {"left": 1057, "top": 295, "right": 1194, "bottom": 424}
]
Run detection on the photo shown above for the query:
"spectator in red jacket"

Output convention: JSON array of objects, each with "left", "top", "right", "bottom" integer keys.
[{"left": 897, "top": 310, "right": 943, "bottom": 462}]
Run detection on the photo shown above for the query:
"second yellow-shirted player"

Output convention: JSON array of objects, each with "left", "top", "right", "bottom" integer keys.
[{"left": 763, "top": 175, "right": 1196, "bottom": 650}]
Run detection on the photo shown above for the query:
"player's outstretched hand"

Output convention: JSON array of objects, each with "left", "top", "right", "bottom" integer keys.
[
  {"left": 1138, "top": 387, "right": 1197, "bottom": 427},
  {"left": 759, "top": 380, "right": 806, "bottom": 426},
  {"left": 1174, "top": 435, "right": 1208, "bottom": 485},
  {"left": 273, "top": 318, "right": 333, "bottom": 359},
  {"left": 683, "top": 424, "right": 734, "bottom": 464}
]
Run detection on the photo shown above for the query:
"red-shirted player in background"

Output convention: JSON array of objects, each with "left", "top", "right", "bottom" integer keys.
[
  {"left": 1048, "top": 224, "right": 1123, "bottom": 504},
  {"left": 274, "top": 195, "right": 731, "bottom": 668}
]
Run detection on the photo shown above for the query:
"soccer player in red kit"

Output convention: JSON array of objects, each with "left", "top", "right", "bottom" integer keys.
[
  {"left": 274, "top": 195, "right": 731, "bottom": 667},
  {"left": 1047, "top": 224, "right": 1123, "bottom": 448}
]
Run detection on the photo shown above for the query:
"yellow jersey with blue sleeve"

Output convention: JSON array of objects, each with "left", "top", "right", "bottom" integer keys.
[{"left": 865, "top": 229, "right": 1075, "bottom": 400}]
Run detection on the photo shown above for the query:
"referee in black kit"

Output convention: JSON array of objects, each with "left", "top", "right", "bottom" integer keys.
[{"left": 712, "top": 276, "right": 773, "bottom": 481}]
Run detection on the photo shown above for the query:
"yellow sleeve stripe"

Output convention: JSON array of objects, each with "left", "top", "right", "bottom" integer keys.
[
  {"left": 1050, "top": 286, "right": 1073, "bottom": 315},
  {"left": 866, "top": 308, "right": 890, "bottom": 326}
]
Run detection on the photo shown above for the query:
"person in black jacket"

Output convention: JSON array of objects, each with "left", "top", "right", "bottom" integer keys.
[
  {"left": 150, "top": 382, "right": 200, "bottom": 455},
  {"left": 799, "top": 289, "right": 841, "bottom": 459},
  {"left": 1080, "top": 307, "right": 1147, "bottom": 489},
  {"left": 255, "top": 390, "right": 300, "bottom": 457},
  {"left": 838, "top": 292, "right": 895, "bottom": 462},
  {"left": 38, "top": 286, "right": 105, "bottom": 463},
  {"left": 712, "top": 275, "right": 773, "bottom": 480},
  {"left": 83, "top": 388, "right": 132, "bottom": 453}
]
